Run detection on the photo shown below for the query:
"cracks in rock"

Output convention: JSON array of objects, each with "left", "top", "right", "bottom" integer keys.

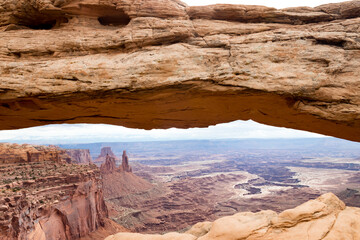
[
  {"left": 227, "top": 48, "right": 236, "bottom": 74},
  {"left": 31, "top": 115, "right": 129, "bottom": 123},
  {"left": 319, "top": 211, "right": 340, "bottom": 240},
  {"left": 314, "top": 38, "right": 347, "bottom": 48},
  {"left": 58, "top": 76, "right": 92, "bottom": 84}
]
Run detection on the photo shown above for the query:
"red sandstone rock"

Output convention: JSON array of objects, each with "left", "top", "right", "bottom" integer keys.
[
  {"left": 0, "top": 143, "right": 120, "bottom": 240},
  {"left": 120, "top": 150, "right": 132, "bottom": 173},
  {"left": 100, "top": 155, "right": 118, "bottom": 174},
  {"left": 95, "top": 147, "right": 120, "bottom": 165},
  {"left": 66, "top": 149, "right": 93, "bottom": 164},
  {"left": 0, "top": 1, "right": 359, "bottom": 141},
  {"left": 0, "top": 143, "right": 70, "bottom": 164}
]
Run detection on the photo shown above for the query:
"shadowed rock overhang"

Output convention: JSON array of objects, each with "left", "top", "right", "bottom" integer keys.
[{"left": 0, "top": 0, "right": 359, "bottom": 142}]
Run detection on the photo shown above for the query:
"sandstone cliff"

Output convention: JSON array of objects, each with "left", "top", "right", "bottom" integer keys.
[
  {"left": 66, "top": 149, "right": 93, "bottom": 164},
  {"left": 0, "top": 0, "right": 359, "bottom": 141},
  {"left": 105, "top": 193, "right": 360, "bottom": 240},
  {"left": 95, "top": 147, "right": 120, "bottom": 165},
  {"left": 0, "top": 143, "right": 71, "bottom": 164},
  {"left": 120, "top": 150, "right": 132, "bottom": 172},
  {"left": 0, "top": 143, "right": 123, "bottom": 240},
  {"left": 100, "top": 151, "right": 152, "bottom": 198},
  {"left": 100, "top": 155, "right": 118, "bottom": 174}
]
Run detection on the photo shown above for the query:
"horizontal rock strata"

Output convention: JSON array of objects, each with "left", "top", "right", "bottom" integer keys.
[
  {"left": 0, "top": 143, "right": 71, "bottom": 164},
  {"left": 0, "top": 0, "right": 359, "bottom": 141},
  {"left": 66, "top": 149, "right": 93, "bottom": 164},
  {"left": 0, "top": 143, "right": 109, "bottom": 240}
]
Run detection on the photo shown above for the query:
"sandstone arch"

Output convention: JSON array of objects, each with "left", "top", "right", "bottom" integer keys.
[{"left": 0, "top": 0, "right": 359, "bottom": 141}]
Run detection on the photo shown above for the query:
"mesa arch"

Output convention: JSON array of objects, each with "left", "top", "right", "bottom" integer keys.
[{"left": 0, "top": 0, "right": 359, "bottom": 142}]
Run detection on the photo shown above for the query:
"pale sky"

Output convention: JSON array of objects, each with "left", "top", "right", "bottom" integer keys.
[
  {"left": 0, "top": 120, "right": 325, "bottom": 144},
  {"left": 182, "top": 0, "right": 345, "bottom": 8}
]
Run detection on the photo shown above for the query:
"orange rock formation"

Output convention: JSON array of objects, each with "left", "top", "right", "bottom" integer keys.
[
  {"left": 105, "top": 193, "right": 360, "bottom": 240},
  {"left": 0, "top": 143, "right": 121, "bottom": 240},
  {"left": 0, "top": 0, "right": 359, "bottom": 141},
  {"left": 95, "top": 147, "right": 120, "bottom": 165}
]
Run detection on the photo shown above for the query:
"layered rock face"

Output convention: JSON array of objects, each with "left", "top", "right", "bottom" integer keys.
[
  {"left": 100, "top": 150, "right": 152, "bottom": 198},
  {"left": 99, "top": 150, "right": 153, "bottom": 226},
  {"left": 0, "top": 143, "right": 110, "bottom": 240},
  {"left": 95, "top": 147, "right": 120, "bottom": 165},
  {"left": 0, "top": 0, "right": 359, "bottom": 141},
  {"left": 100, "top": 155, "right": 118, "bottom": 174},
  {"left": 99, "top": 149, "right": 132, "bottom": 173},
  {"left": 105, "top": 193, "right": 360, "bottom": 240},
  {"left": 65, "top": 149, "right": 92, "bottom": 164},
  {"left": 0, "top": 143, "right": 71, "bottom": 164}
]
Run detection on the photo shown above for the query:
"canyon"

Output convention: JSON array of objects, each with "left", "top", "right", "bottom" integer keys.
[
  {"left": 106, "top": 192, "right": 360, "bottom": 240},
  {"left": 63, "top": 139, "right": 360, "bottom": 236},
  {"left": 0, "top": 143, "right": 125, "bottom": 240},
  {"left": 0, "top": 0, "right": 360, "bottom": 239}
]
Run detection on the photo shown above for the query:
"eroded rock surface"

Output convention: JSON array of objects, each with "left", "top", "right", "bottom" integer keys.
[
  {"left": 120, "top": 150, "right": 132, "bottom": 172},
  {"left": 0, "top": 143, "right": 121, "bottom": 240},
  {"left": 66, "top": 149, "right": 92, "bottom": 164},
  {"left": 0, "top": 0, "right": 359, "bottom": 141},
  {"left": 105, "top": 193, "right": 360, "bottom": 240},
  {"left": 100, "top": 155, "right": 118, "bottom": 174},
  {"left": 100, "top": 150, "right": 152, "bottom": 198},
  {"left": 0, "top": 143, "right": 71, "bottom": 164},
  {"left": 95, "top": 147, "right": 120, "bottom": 165}
]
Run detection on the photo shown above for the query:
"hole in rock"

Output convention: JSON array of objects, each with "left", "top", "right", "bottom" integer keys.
[
  {"left": 27, "top": 19, "right": 57, "bottom": 30},
  {"left": 98, "top": 14, "right": 131, "bottom": 26},
  {"left": 315, "top": 39, "right": 346, "bottom": 48},
  {"left": 25, "top": 17, "right": 69, "bottom": 30}
]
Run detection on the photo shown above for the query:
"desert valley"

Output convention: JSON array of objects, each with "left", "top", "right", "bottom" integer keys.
[
  {"left": 61, "top": 139, "right": 360, "bottom": 233},
  {"left": 1, "top": 138, "right": 359, "bottom": 239},
  {"left": 1, "top": 0, "right": 360, "bottom": 239}
]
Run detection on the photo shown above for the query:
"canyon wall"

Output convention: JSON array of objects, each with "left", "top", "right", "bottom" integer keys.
[
  {"left": 95, "top": 147, "right": 120, "bottom": 165},
  {"left": 0, "top": 143, "right": 110, "bottom": 240},
  {"left": 100, "top": 151, "right": 152, "bottom": 198},
  {"left": 66, "top": 149, "right": 93, "bottom": 164},
  {"left": 0, "top": 0, "right": 359, "bottom": 141},
  {"left": 0, "top": 143, "right": 71, "bottom": 164}
]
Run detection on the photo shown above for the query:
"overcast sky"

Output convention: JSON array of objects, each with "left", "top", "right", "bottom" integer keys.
[
  {"left": 182, "top": 0, "right": 345, "bottom": 8},
  {"left": 0, "top": 120, "right": 325, "bottom": 144}
]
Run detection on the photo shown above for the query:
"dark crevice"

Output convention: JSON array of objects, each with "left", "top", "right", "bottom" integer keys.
[
  {"left": 98, "top": 14, "right": 131, "bottom": 26},
  {"left": 22, "top": 17, "right": 69, "bottom": 30},
  {"left": 12, "top": 52, "right": 21, "bottom": 58},
  {"left": 27, "top": 19, "right": 57, "bottom": 29},
  {"left": 315, "top": 39, "right": 346, "bottom": 48}
]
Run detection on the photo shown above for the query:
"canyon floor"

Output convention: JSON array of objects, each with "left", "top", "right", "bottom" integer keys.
[{"left": 62, "top": 138, "right": 360, "bottom": 234}]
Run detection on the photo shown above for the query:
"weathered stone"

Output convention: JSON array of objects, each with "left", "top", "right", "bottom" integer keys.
[
  {"left": 0, "top": 205, "right": 8, "bottom": 212},
  {"left": 0, "top": 143, "right": 69, "bottom": 164},
  {"left": 0, "top": 0, "right": 359, "bottom": 141},
  {"left": 120, "top": 150, "right": 132, "bottom": 172},
  {"left": 95, "top": 147, "right": 119, "bottom": 165},
  {"left": 100, "top": 155, "right": 117, "bottom": 174},
  {"left": 105, "top": 193, "right": 360, "bottom": 240},
  {"left": 66, "top": 149, "right": 92, "bottom": 164}
]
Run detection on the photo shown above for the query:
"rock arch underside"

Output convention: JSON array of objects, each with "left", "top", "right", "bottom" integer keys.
[{"left": 0, "top": 0, "right": 360, "bottom": 142}]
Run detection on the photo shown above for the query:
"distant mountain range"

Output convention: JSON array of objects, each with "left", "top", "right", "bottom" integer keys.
[{"left": 59, "top": 138, "right": 360, "bottom": 159}]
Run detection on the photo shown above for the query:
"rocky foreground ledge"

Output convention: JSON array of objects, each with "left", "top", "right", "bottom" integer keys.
[
  {"left": 0, "top": 0, "right": 360, "bottom": 141},
  {"left": 105, "top": 193, "right": 360, "bottom": 240}
]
